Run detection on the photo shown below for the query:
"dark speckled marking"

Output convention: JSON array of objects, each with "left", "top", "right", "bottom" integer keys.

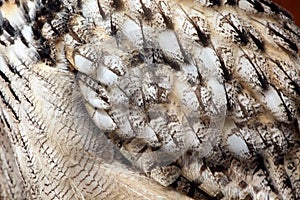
[
  {"left": 97, "top": 1, "right": 106, "bottom": 20},
  {"left": 3, "top": 19, "right": 15, "bottom": 37},
  {"left": 157, "top": 1, "right": 173, "bottom": 30},
  {"left": 225, "top": 0, "right": 237, "bottom": 6},
  {"left": 260, "top": 0, "right": 280, "bottom": 14},
  {"left": 139, "top": 0, "right": 153, "bottom": 21},
  {"left": 247, "top": 0, "right": 264, "bottom": 13},
  {"left": 268, "top": 24, "right": 298, "bottom": 53},
  {"left": 111, "top": 0, "right": 124, "bottom": 10},
  {"left": 249, "top": 32, "right": 265, "bottom": 51}
]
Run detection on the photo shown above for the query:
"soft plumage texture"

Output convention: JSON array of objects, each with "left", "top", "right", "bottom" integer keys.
[{"left": 0, "top": 0, "right": 299, "bottom": 199}]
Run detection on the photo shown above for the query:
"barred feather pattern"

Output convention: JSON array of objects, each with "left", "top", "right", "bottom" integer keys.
[{"left": 0, "top": 0, "right": 299, "bottom": 199}]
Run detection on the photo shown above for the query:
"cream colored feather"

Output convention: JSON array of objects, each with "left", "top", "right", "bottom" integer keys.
[{"left": 0, "top": 0, "right": 299, "bottom": 199}]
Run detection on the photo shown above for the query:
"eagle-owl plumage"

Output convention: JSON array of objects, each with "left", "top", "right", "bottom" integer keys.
[{"left": 0, "top": 0, "right": 299, "bottom": 199}]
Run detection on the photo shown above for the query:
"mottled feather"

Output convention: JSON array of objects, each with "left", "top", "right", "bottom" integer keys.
[{"left": 0, "top": 0, "right": 299, "bottom": 199}]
